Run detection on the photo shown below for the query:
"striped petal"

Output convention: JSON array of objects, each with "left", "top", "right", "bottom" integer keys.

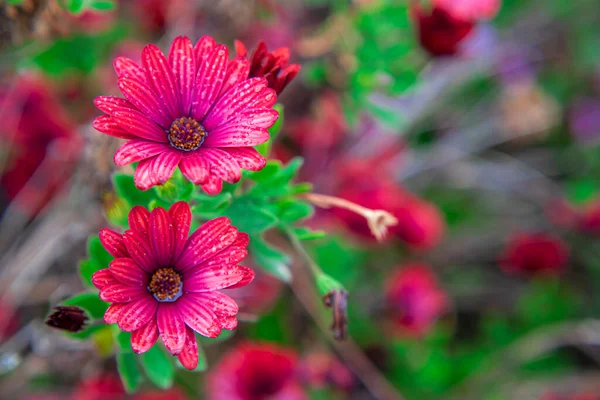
[
  {"left": 114, "top": 57, "right": 146, "bottom": 83},
  {"left": 194, "top": 36, "right": 215, "bottom": 66},
  {"left": 142, "top": 44, "right": 180, "bottom": 120},
  {"left": 219, "top": 57, "right": 249, "bottom": 96},
  {"left": 222, "top": 148, "right": 266, "bottom": 171},
  {"left": 195, "top": 245, "right": 248, "bottom": 270},
  {"left": 134, "top": 151, "right": 182, "bottom": 191},
  {"left": 109, "top": 258, "right": 148, "bottom": 286},
  {"left": 176, "top": 295, "right": 221, "bottom": 338},
  {"left": 123, "top": 229, "right": 157, "bottom": 273},
  {"left": 177, "top": 327, "right": 199, "bottom": 370},
  {"left": 179, "top": 153, "right": 210, "bottom": 185},
  {"left": 157, "top": 303, "right": 186, "bottom": 355},
  {"left": 198, "top": 148, "right": 241, "bottom": 184},
  {"left": 169, "top": 36, "right": 196, "bottom": 114},
  {"left": 251, "top": 87, "right": 277, "bottom": 108},
  {"left": 226, "top": 265, "right": 255, "bottom": 289},
  {"left": 176, "top": 218, "right": 236, "bottom": 271},
  {"left": 168, "top": 202, "right": 192, "bottom": 262},
  {"left": 94, "top": 96, "right": 133, "bottom": 115},
  {"left": 112, "top": 109, "right": 168, "bottom": 143},
  {"left": 114, "top": 140, "right": 170, "bottom": 166},
  {"left": 128, "top": 206, "right": 150, "bottom": 238},
  {"left": 227, "top": 108, "right": 279, "bottom": 128},
  {"left": 195, "top": 291, "right": 238, "bottom": 317},
  {"left": 118, "top": 78, "right": 171, "bottom": 129},
  {"left": 201, "top": 174, "right": 223, "bottom": 195},
  {"left": 99, "top": 228, "right": 128, "bottom": 258},
  {"left": 203, "top": 124, "right": 269, "bottom": 148},
  {"left": 117, "top": 295, "right": 158, "bottom": 332},
  {"left": 184, "top": 265, "right": 247, "bottom": 292},
  {"left": 92, "top": 269, "right": 118, "bottom": 290},
  {"left": 104, "top": 303, "right": 126, "bottom": 324},
  {"left": 93, "top": 116, "right": 137, "bottom": 140},
  {"left": 100, "top": 284, "right": 146, "bottom": 303},
  {"left": 131, "top": 318, "right": 159, "bottom": 354},
  {"left": 149, "top": 207, "right": 174, "bottom": 266},
  {"left": 191, "top": 45, "right": 228, "bottom": 121}
]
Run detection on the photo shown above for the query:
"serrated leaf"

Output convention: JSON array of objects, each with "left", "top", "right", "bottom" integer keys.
[
  {"left": 62, "top": 292, "right": 108, "bottom": 320},
  {"left": 141, "top": 345, "right": 174, "bottom": 389},
  {"left": 117, "top": 352, "right": 143, "bottom": 393},
  {"left": 224, "top": 197, "right": 278, "bottom": 234},
  {"left": 113, "top": 173, "right": 158, "bottom": 207},
  {"left": 249, "top": 235, "right": 292, "bottom": 282}
]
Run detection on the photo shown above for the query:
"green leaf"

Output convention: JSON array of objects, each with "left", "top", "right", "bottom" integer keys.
[
  {"left": 65, "top": 0, "right": 85, "bottom": 13},
  {"left": 90, "top": 0, "right": 116, "bottom": 10},
  {"left": 79, "top": 259, "right": 97, "bottom": 288},
  {"left": 113, "top": 173, "right": 158, "bottom": 208},
  {"left": 141, "top": 345, "right": 175, "bottom": 389},
  {"left": 249, "top": 235, "right": 292, "bottom": 282},
  {"left": 117, "top": 352, "right": 143, "bottom": 393},
  {"left": 69, "top": 324, "right": 108, "bottom": 340},
  {"left": 115, "top": 331, "right": 132, "bottom": 352},
  {"left": 192, "top": 192, "right": 233, "bottom": 218},
  {"left": 291, "top": 227, "right": 327, "bottom": 241},
  {"left": 61, "top": 292, "right": 108, "bottom": 320},
  {"left": 7, "top": 0, "right": 24, "bottom": 4},
  {"left": 271, "top": 200, "right": 314, "bottom": 223},
  {"left": 224, "top": 197, "right": 278, "bottom": 234},
  {"left": 89, "top": 236, "right": 113, "bottom": 269},
  {"left": 247, "top": 158, "right": 304, "bottom": 198}
]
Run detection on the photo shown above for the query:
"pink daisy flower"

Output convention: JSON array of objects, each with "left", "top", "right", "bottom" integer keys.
[
  {"left": 91, "top": 202, "right": 254, "bottom": 370},
  {"left": 94, "top": 36, "right": 279, "bottom": 194}
]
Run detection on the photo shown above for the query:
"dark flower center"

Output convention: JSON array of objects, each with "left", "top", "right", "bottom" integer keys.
[
  {"left": 168, "top": 117, "right": 206, "bottom": 151},
  {"left": 148, "top": 268, "right": 182, "bottom": 302}
]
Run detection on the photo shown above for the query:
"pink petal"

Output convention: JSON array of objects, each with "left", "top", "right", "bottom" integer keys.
[
  {"left": 226, "top": 266, "right": 255, "bottom": 289},
  {"left": 114, "top": 140, "right": 170, "bottom": 166},
  {"left": 100, "top": 284, "right": 146, "bottom": 303},
  {"left": 179, "top": 153, "right": 210, "bottom": 185},
  {"left": 228, "top": 108, "right": 279, "bottom": 129},
  {"left": 176, "top": 295, "right": 221, "bottom": 338},
  {"left": 176, "top": 218, "right": 235, "bottom": 271},
  {"left": 203, "top": 124, "right": 269, "bottom": 147},
  {"left": 104, "top": 303, "right": 126, "bottom": 324},
  {"left": 251, "top": 87, "right": 277, "bottom": 108},
  {"left": 232, "top": 232, "right": 249, "bottom": 248},
  {"left": 112, "top": 109, "right": 168, "bottom": 143},
  {"left": 219, "top": 57, "right": 249, "bottom": 96},
  {"left": 99, "top": 228, "right": 128, "bottom": 258},
  {"left": 134, "top": 151, "right": 182, "bottom": 191},
  {"left": 234, "top": 39, "right": 247, "bottom": 57},
  {"left": 123, "top": 229, "right": 157, "bottom": 273},
  {"left": 149, "top": 207, "right": 174, "bottom": 266},
  {"left": 168, "top": 202, "right": 192, "bottom": 262},
  {"left": 195, "top": 291, "right": 238, "bottom": 317},
  {"left": 222, "top": 148, "right": 266, "bottom": 171},
  {"left": 117, "top": 295, "right": 158, "bottom": 332},
  {"left": 191, "top": 45, "right": 228, "bottom": 121},
  {"left": 220, "top": 316, "right": 238, "bottom": 330},
  {"left": 131, "top": 319, "right": 159, "bottom": 354},
  {"left": 196, "top": 245, "right": 248, "bottom": 270},
  {"left": 128, "top": 206, "right": 150, "bottom": 237},
  {"left": 184, "top": 265, "right": 246, "bottom": 292},
  {"left": 198, "top": 148, "right": 241, "bottom": 184},
  {"left": 118, "top": 78, "right": 172, "bottom": 129},
  {"left": 94, "top": 96, "right": 133, "bottom": 115},
  {"left": 202, "top": 77, "right": 268, "bottom": 130},
  {"left": 157, "top": 303, "right": 186, "bottom": 355},
  {"left": 142, "top": 44, "right": 180, "bottom": 120},
  {"left": 177, "top": 327, "right": 199, "bottom": 370},
  {"left": 114, "top": 57, "right": 146, "bottom": 83},
  {"left": 92, "top": 269, "right": 118, "bottom": 290},
  {"left": 200, "top": 174, "right": 223, "bottom": 195},
  {"left": 93, "top": 116, "right": 137, "bottom": 140},
  {"left": 194, "top": 36, "right": 215, "bottom": 66},
  {"left": 169, "top": 36, "right": 196, "bottom": 114},
  {"left": 109, "top": 258, "right": 149, "bottom": 286}
]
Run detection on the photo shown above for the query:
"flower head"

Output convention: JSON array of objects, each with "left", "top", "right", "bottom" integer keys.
[
  {"left": 91, "top": 202, "right": 254, "bottom": 370},
  {"left": 500, "top": 232, "right": 569, "bottom": 277},
  {"left": 207, "top": 342, "right": 306, "bottom": 400},
  {"left": 386, "top": 264, "right": 448, "bottom": 336},
  {"left": 235, "top": 40, "right": 301, "bottom": 95},
  {"left": 94, "top": 36, "right": 279, "bottom": 194}
]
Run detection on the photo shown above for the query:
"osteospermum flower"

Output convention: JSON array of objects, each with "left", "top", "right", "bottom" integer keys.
[
  {"left": 235, "top": 40, "right": 301, "bottom": 95},
  {"left": 94, "top": 36, "right": 279, "bottom": 193},
  {"left": 91, "top": 202, "right": 254, "bottom": 370}
]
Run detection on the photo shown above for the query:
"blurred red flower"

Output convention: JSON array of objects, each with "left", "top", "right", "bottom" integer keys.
[
  {"left": 207, "top": 342, "right": 306, "bottom": 400},
  {"left": 72, "top": 373, "right": 125, "bottom": 400},
  {"left": 386, "top": 264, "right": 448, "bottom": 336},
  {"left": 500, "top": 232, "right": 569, "bottom": 276},
  {"left": 435, "top": 0, "right": 501, "bottom": 21},
  {"left": 134, "top": 388, "right": 188, "bottom": 400},
  {"left": 299, "top": 352, "right": 355, "bottom": 392},
  {"left": 0, "top": 76, "right": 81, "bottom": 217}
]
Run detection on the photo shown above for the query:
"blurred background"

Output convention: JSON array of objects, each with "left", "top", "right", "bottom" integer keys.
[{"left": 1, "top": 0, "right": 600, "bottom": 399}]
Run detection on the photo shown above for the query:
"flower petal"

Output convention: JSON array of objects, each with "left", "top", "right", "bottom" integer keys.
[
  {"left": 100, "top": 284, "right": 146, "bottom": 303},
  {"left": 179, "top": 153, "right": 210, "bottom": 185},
  {"left": 169, "top": 202, "right": 192, "bottom": 262},
  {"left": 198, "top": 148, "right": 241, "bottom": 184},
  {"left": 234, "top": 39, "right": 247, "bottom": 57},
  {"left": 114, "top": 140, "right": 170, "bottom": 166},
  {"left": 123, "top": 229, "right": 157, "bottom": 273},
  {"left": 92, "top": 269, "right": 118, "bottom": 290},
  {"left": 94, "top": 96, "right": 133, "bottom": 115},
  {"left": 134, "top": 151, "right": 182, "bottom": 191},
  {"left": 184, "top": 265, "right": 246, "bottom": 292},
  {"left": 195, "top": 291, "right": 239, "bottom": 317},
  {"left": 220, "top": 316, "right": 238, "bottom": 330},
  {"left": 219, "top": 57, "right": 249, "bottom": 96},
  {"left": 251, "top": 87, "right": 277, "bottom": 108},
  {"left": 93, "top": 116, "right": 137, "bottom": 140},
  {"left": 176, "top": 295, "right": 221, "bottom": 338},
  {"left": 228, "top": 108, "right": 279, "bottom": 128},
  {"left": 169, "top": 36, "right": 196, "bottom": 114},
  {"left": 194, "top": 36, "right": 215, "bottom": 66},
  {"left": 114, "top": 57, "right": 146, "bottom": 83},
  {"left": 202, "top": 77, "right": 268, "bottom": 130},
  {"left": 157, "top": 303, "right": 186, "bottom": 355},
  {"left": 200, "top": 174, "right": 223, "bottom": 195},
  {"left": 118, "top": 78, "right": 172, "bottom": 128},
  {"left": 203, "top": 124, "right": 269, "bottom": 148},
  {"left": 232, "top": 232, "right": 249, "bottom": 248},
  {"left": 99, "top": 228, "right": 128, "bottom": 258},
  {"left": 176, "top": 218, "right": 235, "bottom": 271},
  {"left": 195, "top": 245, "right": 248, "bottom": 270},
  {"left": 112, "top": 109, "right": 168, "bottom": 143},
  {"left": 110, "top": 258, "right": 149, "bottom": 286},
  {"left": 226, "top": 265, "right": 255, "bottom": 289},
  {"left": 128, "top": 206, "right": 150, "bottom": 238},
  {"left": 131, "top": 318, "right": 159, "bottom": 354},
  {"left": 104, "top": 303, "right": 126, "bottom": 324},
  {"left": 142, "top": 44, "right": 180, "bottom": 120},
  {"left": 149, "top": 207, "right": 174, "bottom": 266},
  {"left": 117, "top": 295, "right": 158, "bottom": 332},
  {"left": 222, "top": 148, "right": 266, "bottom": 171},
  {"left": 191, "top": 45, "right": 228, "bottom": 121},
  {"left": 177, "top": 327, "right": 199, "bottom": 370}
]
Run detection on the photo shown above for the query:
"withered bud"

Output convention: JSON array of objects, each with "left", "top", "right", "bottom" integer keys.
[
  {"left": 323, "top": 289, "right": 349, "bottom": 341},
  {"left": 45, "top": 306, "right": 88, "bottom": 333}
]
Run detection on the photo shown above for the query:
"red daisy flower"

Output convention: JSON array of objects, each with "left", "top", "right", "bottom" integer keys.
[
  {"left": 94, "top": 36, "right": 279, "bottom": 194},
  {"left": 235, "top": 40, "right": 301, "bottom": 95},
  {"left": 91, "top": 202, "right": 254, "bottom": 370},
  {"left": 207, "top": 342, "right": 306, "bottom": 400},
  {"left": 500, "top": 232, "right": 569, "bottom": 277}
]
